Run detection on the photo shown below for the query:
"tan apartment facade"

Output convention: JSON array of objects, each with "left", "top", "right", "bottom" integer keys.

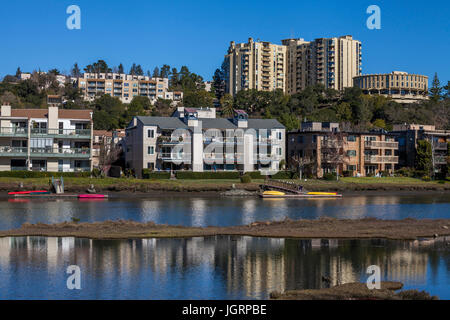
[
  {"left": 224, "top": 38, "right": 287, "bottom": 96},
  {"left": 282, "top": 35, "right": 362, "bottom": 94},
  {"left": 77, "top": 73, "right": 183, "bottom": 104},
  {"left": 287, "top": 122, "right": 398, "bottom": 177},
  {"left": 353, "top": 71, "right": 429, "bottom": 103}
]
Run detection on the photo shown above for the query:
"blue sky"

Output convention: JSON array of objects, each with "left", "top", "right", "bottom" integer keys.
[{"left": 0, "top": 0, "right": 449, "bottom": 83}]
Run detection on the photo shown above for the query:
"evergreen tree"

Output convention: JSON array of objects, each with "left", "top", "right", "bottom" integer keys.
[
  {"left": 430, "top": 72, "right": 442, "bottom": 101},
  {"left": 71, "top": 63, "right": 81, "bottom": 77},
  {"left": 15, "top": 67, "right": 22, "bottom": 78},
  {"left": 118, "top": 63, "right": 124, "bottom": 74},
  {"left": 152, "top": 67, "right": 160, "bottom": 78},
  {"left": 415, "top": 140, "right": 433, "bottom": 175}
]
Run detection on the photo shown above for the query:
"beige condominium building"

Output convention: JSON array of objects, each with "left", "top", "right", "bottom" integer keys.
[
  {"left": 125, "top": 107, "right": 286, "bottom": 177},
  {"left": 353, "top": 71, "right": 429, "bottom": 103},
  {"left": 77, "top": 73, "right": 183, "bottom": 104},
  {"left": 282, "top": 35, "right": 362, "bottom": 94},
  {"left": 287, "top": 122, "right": 398, "bottom": 178},
  {"left": 0, "top": 105, "right": 93, "bottom": 172},
  {"left": 224, "top": 38, "right": 287, "bottom": 96}
]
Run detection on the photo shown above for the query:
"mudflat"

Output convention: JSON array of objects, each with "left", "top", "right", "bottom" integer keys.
[{"left": 1, "top": 217, "right": 449, "bottom": 240}]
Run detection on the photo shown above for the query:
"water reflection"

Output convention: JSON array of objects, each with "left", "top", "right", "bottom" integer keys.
[
  {"left": 0, "top": 194, "right": 449, "bottom": 231},
  {"left": 0, "top": 236, "right": 448, "bottom": 299}
]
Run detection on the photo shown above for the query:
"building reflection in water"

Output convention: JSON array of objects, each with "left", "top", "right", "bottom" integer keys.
[{"left": 0, "top": 236, "right": 448, "bottom": 299}]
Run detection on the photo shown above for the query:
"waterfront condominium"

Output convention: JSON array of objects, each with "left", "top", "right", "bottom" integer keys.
[
  {"left": 224, "top": 38, "right": 288, "bottom": 96},
  {"left": 223, "top": 35, "right": 361, "bottom": 96},
  {"left": 0, "top": 105, "right": 93, "bottom": 172},
  {"left": 282, "top": 35, "right": 362, "bottom": 94},
  {"left": 76, "top": 73, "right": 183, "bottom": 104},
  {"left": 353, "top": 71, "right": 429, "bottom": 104},
  {"left": 287, "top": 122, "right": 399, "bottom": 178},
  {"left": 125, "top": 107, "right": 286, "bottom": 177}
]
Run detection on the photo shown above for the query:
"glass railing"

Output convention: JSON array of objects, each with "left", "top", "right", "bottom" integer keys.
[
  {"left": 0, "top": 127, "right": 28, "bottom": 135},
  {"left": 0, "top": 147, "right": 27, "bottom": 155},
  {"left": 30, "top": 128, "right": 91, "bottom": 137},
  {"left": 30, "top": 148, "right": 91, "bottom": 157}
]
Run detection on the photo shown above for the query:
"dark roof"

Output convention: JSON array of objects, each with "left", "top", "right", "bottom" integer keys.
[
  {"left": 135, "top": 116, "right": 187, "bottom": 129},
  {"left": 133, "top": 116, "right": 285, "bottom": 130}
]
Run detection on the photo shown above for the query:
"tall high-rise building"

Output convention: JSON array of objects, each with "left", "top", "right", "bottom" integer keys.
[
  {"left": 282, "top": 35, "right": 362, "bottom": 94},
  {"left": 224, "top": 38, "right": 287, "bottom": 96},
  {"left": 224, "top": 35, "right": 362, "bottom": 96}
]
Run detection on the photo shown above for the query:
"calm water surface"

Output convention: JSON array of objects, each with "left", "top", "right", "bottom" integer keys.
[
  {"left": 0, "top": 236, "right": 449, "bottom": 300},
  {"left": 0, "top": 194, "right": 449, "bottom": 230}
]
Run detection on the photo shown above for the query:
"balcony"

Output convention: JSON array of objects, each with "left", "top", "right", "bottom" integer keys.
[
  {"left": 434, "top": 142, "right": 448, "bottom": 150},
  {"left": 31, "top": 128, "right": 91, "bottom": 139},
  {"left": 434, "top": 155, "right": 447, "bottom": 164},
  {"left": 0, "top": 147, "right": 27, "bottom": 157},
  {"left": 364, "top": 155, "right": 399, "bottom": 164},
  {"left": 364, "top": 141, "right": 399, "bottom": 149},
  {"left": 157, "top": 136, "right": 189, "bottom": 145},
  {"left": 30, "top": 148, "right": 91, "bottom": 158},
  {"left": 158, "top": 152, "right": 190, "bottom": 162},
  {"left": 0, "top": 127, "right": 28, "bottom": 137}
]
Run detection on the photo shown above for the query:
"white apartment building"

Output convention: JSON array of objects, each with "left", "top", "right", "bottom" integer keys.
[
  {"left": 77, "top": 73, "right": 183, "bottom": 104},
  {"left": 0, "top": 105, "right": 93, "bottom": 172},
  {"left": 125, "top": 107, "right": 286, "bottom": 177}
]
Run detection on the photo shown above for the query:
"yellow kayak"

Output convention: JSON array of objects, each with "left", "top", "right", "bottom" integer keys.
[
  {"left": 306, "top": 192, "right": 337, "bottom": 196},
  {"left": 263, "top": 190, "right": 285, "bottom": 196}
]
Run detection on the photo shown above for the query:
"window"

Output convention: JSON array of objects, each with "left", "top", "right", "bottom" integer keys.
[
  {"left": 347, "top": 150, "right": 357, "bottom": 157},
  {"left": 347, "top": 165, "right": 356, "bottom": 171},
  {"left": 297, "top": 136, "right": 304, "bottom": 143},
  {"left": 148, "top": 146, "right": 154, "bottom": 155},
  {"left": 277, "top": 148, "right": 282, "bottom": 155},
  {"left": 147, "top": 129, "right": 154, "bottom": 138},
  {"left": 277, "top": 132, "right": 282, "bottom": 140},
  {"left": 347, "top": 135, "right": 356, "bottom": 142}
]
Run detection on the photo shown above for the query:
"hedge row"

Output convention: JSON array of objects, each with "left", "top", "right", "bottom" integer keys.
[
  {"left": 175, "top": 171, "right": 240, "bottom": 179},
  {"left": 0, "top": 171, "right": 91, "bottom": 178},
  {"left": 271, "top": 171, "right": 295, "bottom": 179},
  {"left": 142, "top": 169, "right": 171, "bottom": 179}
]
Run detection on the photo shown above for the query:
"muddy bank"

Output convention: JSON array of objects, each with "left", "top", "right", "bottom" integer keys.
[
  {"left": 1, "top": 217, "right": 450, "bottom": 240},
  {"left": 270, "top": 282, "right": 438, "bottom": 300}
]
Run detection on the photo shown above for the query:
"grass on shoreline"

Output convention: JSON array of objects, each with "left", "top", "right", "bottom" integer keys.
[{"left": 0, "top": 176, "right": 448, "bottom": 193}]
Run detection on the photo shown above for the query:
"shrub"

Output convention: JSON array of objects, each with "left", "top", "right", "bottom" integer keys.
[
  {"left": 271, "top": 171, "right": 294, "bottom": 179},
  {"left": 342, "top": 170, "right": 353, "bottom": 177},
  {"left": 175, "top": 171, "right": 240, "bottom": 179},
  {"left": 247, "top": 171, "right": 263, "bottom": 179},
  {"left": 0, "top": 171, "right": 91, "bottom": 178},
  {"left": 240, "top": 174, "right": 252, "bottom": 183},
  {"left": 142, "top": 169, "right": 170, "bottom": 179},
  {"left": 421, "top": 175, "right": 431, "bottom": 181},
  {"left": 323, "top": 173, "right": 337, "bottom": 181},
  {"left": 92, "top": 168, "right": 101, "bottom": 178}
]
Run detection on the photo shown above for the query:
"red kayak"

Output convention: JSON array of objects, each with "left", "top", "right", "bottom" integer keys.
[
  {"left": 78, "top": 194, "right": 108, "bottom": 199},
  {"left": 8, "top": 190, "right": 49, "bottom": 195}
]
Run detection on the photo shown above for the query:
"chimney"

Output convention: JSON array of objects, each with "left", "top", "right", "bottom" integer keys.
[
  {"left": 48, "top": 106, "right": 59, "bottom": 129},
  {"left": 1, "top": 104, "right": 11, "bottom": 117}
]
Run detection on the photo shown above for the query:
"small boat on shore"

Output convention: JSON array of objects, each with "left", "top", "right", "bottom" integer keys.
[
  {"left": 78, "top": 194, "right": 108, "bottom": 199},
  {"left": 262, "top": 190, "right": 286, "bottom": 196},
  {"left": 8, "top": 190, "right": 50, "bottom": 195}
]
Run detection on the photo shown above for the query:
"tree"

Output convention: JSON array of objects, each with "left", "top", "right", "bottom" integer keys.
[
  {"left": 15, "top": 67, "right": 22, "bottom": 78},
  {"left": 335, "top": 102, "right": 352, "bottom": 121},
  {"left": 443, "top": 81, "right": 450, "bottom": 99},
  {"left": 183, "top": 90, "right": 214, "bottom": 108},
  {"left": 71, "top": 63, "right": 81, "bottom": 77},
  {"left": 219, "top": 94, "right": 234, "bottom": 116},
  {"left": 430, "top": 73, "right": 442, "bottom": 102},
  {"left": 152, "top": 67, "right": 160, "bottom": 78},
  {"left": 212, "top": 68, "right": 225, "bottom": 100},
  {"left": 118, "top": 63, "right": 124, "bottom": 74},
  {"left": 160, "top": 65, "right": 171, "bottom": 78},
  {"left": 320, "top": 132, "right": 349, "bottom": 180},
  {"left": 415, "top": 140, "right": 433, "bottom": 175},
  {"left": 92, "top": 95, "right": 125, "bottom": 130},
  {"left": 169, "top": 67, "right": 179, "bottom": 89},
  {"left": 48, "top": 68, "right": 61, "bottom": 75},
  {"left": 372, "top": 119, "right": 386, "bottom": 129}
]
